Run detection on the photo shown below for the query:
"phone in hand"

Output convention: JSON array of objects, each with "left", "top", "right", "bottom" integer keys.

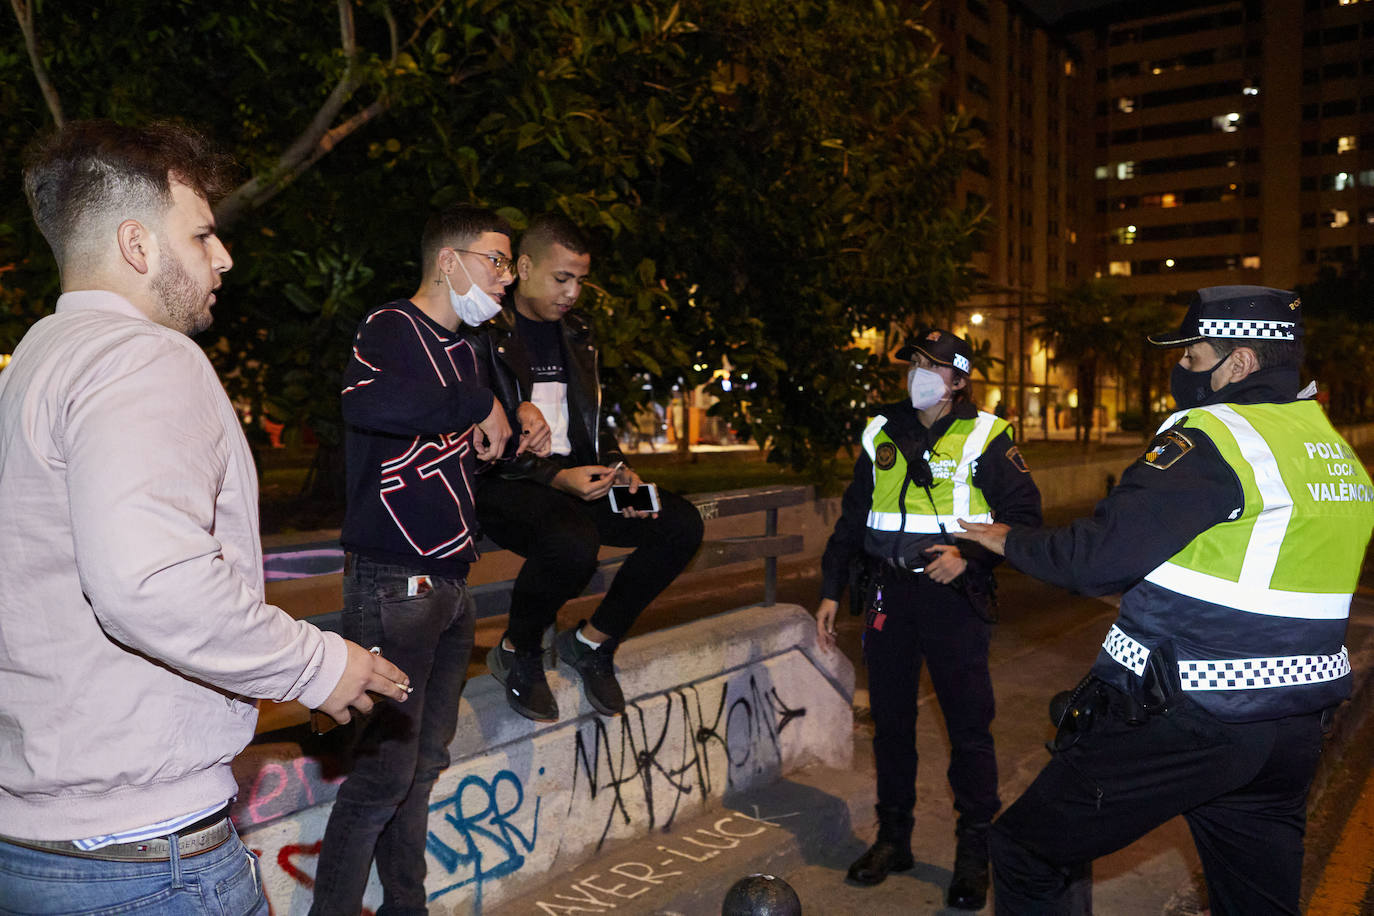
[{"left": 609, "top": 483, "right": 660, "bottom": 513}]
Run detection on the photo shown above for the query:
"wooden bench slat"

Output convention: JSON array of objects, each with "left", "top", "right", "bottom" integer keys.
[
  {"left": 686, "top": 485, "right": 812, "bottom": 520},
  {"left": 691, "top": 534, "right": 805, "bottom": 568}
]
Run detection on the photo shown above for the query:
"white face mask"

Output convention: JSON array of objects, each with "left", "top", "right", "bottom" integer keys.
[
  {"left": 908, "top": 366, "right": 948, "bottom": 410},
  {"left": 445, "top": 253, "right": 503, "bottom": 326}
]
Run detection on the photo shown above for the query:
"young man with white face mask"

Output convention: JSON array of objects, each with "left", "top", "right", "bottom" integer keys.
[
  {"left": 311, "top": 205, "right": 517, "bottom": 915},
  {"left": 814, "top": 327, "right": 1042, "bottom": 909}
]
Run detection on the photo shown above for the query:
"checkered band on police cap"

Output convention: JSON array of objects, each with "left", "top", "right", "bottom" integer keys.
[{"left": 1148, "top": 285, "right": 1302, "bottom": 348}]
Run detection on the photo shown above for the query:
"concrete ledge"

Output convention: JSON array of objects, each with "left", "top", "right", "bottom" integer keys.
[{"left": 234, "top": 603, "right": 854, "bottom": 914}]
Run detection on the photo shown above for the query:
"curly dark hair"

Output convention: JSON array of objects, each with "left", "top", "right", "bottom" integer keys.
[{"left": 23, "top": 119, "right": 236, "bottom": 270}]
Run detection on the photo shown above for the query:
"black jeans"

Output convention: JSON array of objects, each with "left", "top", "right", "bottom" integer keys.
[
  {"left": 990, "top": 681, "right": 1324, "bottom": 916},
  {"left": 474, "top": 475, "right": 704, "bottom": 652},
  {"left": 309, "top": 555, "right": 475, "bottom": 916},
  {"left": 863, "top": 568, "right": 999, "bottom": 825}
]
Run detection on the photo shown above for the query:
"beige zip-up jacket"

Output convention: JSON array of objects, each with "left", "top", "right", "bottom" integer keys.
[{"left": 0, "top": 291, "right": 347, "bottom": 840}]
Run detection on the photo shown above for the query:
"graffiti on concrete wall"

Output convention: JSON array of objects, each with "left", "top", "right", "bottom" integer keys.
[
  {"left": 235, "top": 756, "right": 343, "bottom": 829},
  {"left": 570, "top": 673, "right": 806, "bottom": 849},
  {"left": 244, "top": 669, "right": 807, "bottom": 914},
  {"left": 426, "top": 768, "right": 542, "bottom": 910}
]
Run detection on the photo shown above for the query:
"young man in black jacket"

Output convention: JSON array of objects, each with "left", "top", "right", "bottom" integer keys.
[{"left": 474, "top": 213, "right": 704, "bottom": 722}]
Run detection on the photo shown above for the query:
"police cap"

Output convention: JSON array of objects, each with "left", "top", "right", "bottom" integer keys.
[
  {"left": 896, "top": 327, "right": 973, "bottom": 374},
  {"left": 1148, "top": 285, "right": 1302, "bottom": 348}
]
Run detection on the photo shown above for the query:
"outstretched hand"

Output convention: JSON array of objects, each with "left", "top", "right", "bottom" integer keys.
[{"left": 956, "top": 519, "right": 1011, "bottom": 556}]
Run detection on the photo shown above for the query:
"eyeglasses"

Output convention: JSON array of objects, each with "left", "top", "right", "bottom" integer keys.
[{"left": 452, "top": 248, "right": 515, "bottom": 276}]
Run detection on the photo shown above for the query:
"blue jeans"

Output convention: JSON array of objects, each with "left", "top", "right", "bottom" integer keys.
[
  {"left": 0, "top": 824, "right": 266, "bottom": 915},
  {"left": 309, "top": 556, "right": 474, "bottom": 916}
]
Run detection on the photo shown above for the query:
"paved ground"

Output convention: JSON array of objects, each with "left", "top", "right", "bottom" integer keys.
[{"left": 480, "top": 502, "right": 1374, "bottom": 916}]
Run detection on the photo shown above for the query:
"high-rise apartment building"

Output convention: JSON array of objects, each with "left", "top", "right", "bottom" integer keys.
[
  {"left": 930, "top": 0, "right": 1087, "bottom": 424},
  {"left": 919, "top": 0, "right": 1373, "bottom": 432},
  {"left": 1066, "top": 0, "right": 1374, "bottom": 296}
]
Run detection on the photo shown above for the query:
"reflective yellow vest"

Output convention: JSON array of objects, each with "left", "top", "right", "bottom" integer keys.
[
  {"left": 861, "top": 410, "right": 1009, "bottom": 567},
  {"left": 1099, "top": 399, "right": 1373, "bottom": 718}
]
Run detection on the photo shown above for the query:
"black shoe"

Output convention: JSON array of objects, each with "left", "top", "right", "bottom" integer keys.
[
  {"left": 846, "top": 839, "right": 915, "bottom": 886},
  {"left": 555, "top": 623, "right": 625, "bottom": 716},
  {"left": 946, "top": 823, "right": 990, "bottom": 910},
  {"left": 487, "top": 642, "right": 558, "bottom": 722}
]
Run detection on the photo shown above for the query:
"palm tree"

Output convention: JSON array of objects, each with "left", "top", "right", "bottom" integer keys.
[{"left": 1033, "top": 279, "right": 1132, "bottom": 447}]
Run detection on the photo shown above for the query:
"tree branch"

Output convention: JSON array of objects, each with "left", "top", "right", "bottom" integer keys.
[
  {"left": 212, "top": 0, "right": 454, "bottom": 229},
  {"left": 10, "top": 0, "right": 65, "bottom": 127},
  {"left": 215, "top": 0, "right": 364, "bottom": 228},
  {"left": 235, "top": 98, "right": 389, "bottom": 215}
]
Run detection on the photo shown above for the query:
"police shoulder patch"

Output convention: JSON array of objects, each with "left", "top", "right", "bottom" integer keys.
[
  {"left": 875, "top": 442, "right": 898, "bottom": 471},
  {"left": 1005, "top": 445, "right": 1030, "bottom": 473},
  {"left": 1140, "top": 429, "right": 1194, "bottom": 470}
]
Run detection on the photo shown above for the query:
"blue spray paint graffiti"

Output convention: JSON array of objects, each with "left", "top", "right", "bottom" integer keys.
[{"left": 426, "top": 768, "right": 542, "bottom": 909}]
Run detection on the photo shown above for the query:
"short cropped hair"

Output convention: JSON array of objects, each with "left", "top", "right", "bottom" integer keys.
[
  {"left": 1204, "top": 336, "right": 1303, "bottom": 372},
  {"left": 23, "top": 120, "right": 235, "bottom": 272},
  {"left": 419, "top": 204, "right": 512, "bottom": 274},
  {"left": 519, "top": 212, "right": 590, "bottom": 260}
]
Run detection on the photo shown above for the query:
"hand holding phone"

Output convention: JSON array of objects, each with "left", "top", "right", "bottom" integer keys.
[{"left": 609, "top": 482, "right": 660, "bottom": 514}]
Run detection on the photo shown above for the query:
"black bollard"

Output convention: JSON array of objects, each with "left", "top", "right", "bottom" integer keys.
[{"left": 721, "top": 873, "right": 802, "bottom": 916}]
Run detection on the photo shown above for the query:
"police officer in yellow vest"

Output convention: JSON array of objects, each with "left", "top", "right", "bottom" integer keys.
[
  {"left": 959, "top": 286, "right": 1374, "bottom": 915},
  {"left": 815, "top": 328, "right": 1042, "bottom": 909}
]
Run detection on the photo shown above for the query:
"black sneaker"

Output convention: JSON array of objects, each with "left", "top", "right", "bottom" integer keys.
[
  {"left": 487, "top": 641, "right": 558, "bottom": 722},
  {"left": 555, "top": 623, "right": 625, "bottom": 716}
]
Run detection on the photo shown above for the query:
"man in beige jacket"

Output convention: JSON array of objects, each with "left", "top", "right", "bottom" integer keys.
[{"left": 0, "top": 120, "right": 409, "bottom": 914}]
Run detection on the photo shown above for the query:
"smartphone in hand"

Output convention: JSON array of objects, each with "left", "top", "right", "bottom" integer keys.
[{"left": 609, "top": 483, "right": 660, "bottom": 513}]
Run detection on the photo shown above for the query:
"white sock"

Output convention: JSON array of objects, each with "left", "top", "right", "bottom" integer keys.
[{"left": 575, "top": 627, "right": 603, "bottom": 650}]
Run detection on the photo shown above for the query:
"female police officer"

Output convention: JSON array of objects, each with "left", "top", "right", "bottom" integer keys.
[{"left": 815, "top": 328, "right": 1041, "bottom": 909}]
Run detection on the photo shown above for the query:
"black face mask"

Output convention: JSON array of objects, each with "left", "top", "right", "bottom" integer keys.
[{"left": 1169, "top": 354, "right": 1228, "bottom": 409}]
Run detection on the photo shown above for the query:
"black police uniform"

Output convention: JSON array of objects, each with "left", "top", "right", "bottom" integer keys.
[
  {"left": 991, "top": 365, "right": 1353, "bottom": 915},
  {"left": 820, "top": 396, "right": 1042, "bottom": 899}
]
